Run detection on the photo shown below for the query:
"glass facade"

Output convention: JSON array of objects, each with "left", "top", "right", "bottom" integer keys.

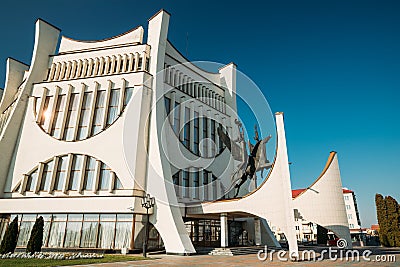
[{"left": 2, "top": 213, "right": 135, "bottom": 249}]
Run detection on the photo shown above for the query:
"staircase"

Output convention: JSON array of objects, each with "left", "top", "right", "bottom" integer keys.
[{"left": 208, "top": 246, "right": 271, "bottom": 256}]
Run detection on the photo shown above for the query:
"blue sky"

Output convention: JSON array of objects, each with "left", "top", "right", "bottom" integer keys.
[{"left": 0, "top": 0, "right": 399, "bottom": 227}]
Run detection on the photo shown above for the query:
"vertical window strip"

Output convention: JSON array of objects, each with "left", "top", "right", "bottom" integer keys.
[
  {"left": 91, "top": 90, "right": 106, "bottom": 135},
  {"left": 194, "top": 170, "right": 199, "bottom": 199},
  {"left": 68, "top": 155, "right": 83, "bottom": 190},
  {"left": 182, "top": 170, "right": 189, "bottom": 198},
  {"left": 211, "top": 120, "right": 216, "bottom": 156},
  {"left": 106, "top": 89, "right": 120, "bottom": 126},
  {"left": 99, "top": 163, "right": 111, "bottom": 191},
  {"left": 173, "top": 102, "right": 180, "bottom": 135},
  {"left": 194, "top": 112, "right": 199, "bottom": 155},
  {"left": 26, "top": 169, "right": 38, "bottom": 192},
  {"left": 54, "top": 156, "right": 68, "bottom": 191},
  {"left": 38, "top": 96, "right": 51, "bottom": 127},
  {"left": 183, "top": 107, "right": 190, "bottom": 148},
  {"left": 40, "top": 161, "right": 54, "bottom": 191},
  {"left": 77, "top": 92, "right": 93, "bottom": 140},
  {"left": 51, "top": 95, "right": 66, "bottom": 139},
  {"left": 202, "top": 117, "right": 208, "bottom": 156},
  {"left": 84, "top": 157, "right": 96, "bottom": 190},
  {"left": 63, "top": 93, "right": 80, "bottom": 141}
]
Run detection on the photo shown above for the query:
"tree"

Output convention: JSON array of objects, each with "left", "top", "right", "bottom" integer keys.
[
  {"left": 375, "top": 194, "right": 389, "bottom": 246},
  {"left": 375, "top": 194, "right": 400, "bottom": 247},
  {"left": 0, "top": 216, "right": 19, "bottom": 254},
  {"left": 26, "top": 216, "right": 44, "bottom": 254}
]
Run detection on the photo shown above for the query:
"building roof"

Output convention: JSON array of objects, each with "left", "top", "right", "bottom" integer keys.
[{"left": 292, "top": 188, "right": 353, "bottom": 198}]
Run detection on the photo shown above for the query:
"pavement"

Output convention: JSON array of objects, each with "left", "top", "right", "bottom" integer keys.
[{"left": 76, "top": 246, "right": 400, "bottom": 267}]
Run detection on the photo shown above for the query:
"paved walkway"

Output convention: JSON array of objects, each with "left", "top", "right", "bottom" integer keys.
[{"left": 77, "top": 247, "right": 400, "bottom": 267}]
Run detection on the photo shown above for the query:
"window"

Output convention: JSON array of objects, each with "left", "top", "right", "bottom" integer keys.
[
  {"left": 349, "top": 224, "right": 354, "bottom": 229},
  {"left": 123, "top": 87, "right": 134, "bottom": 108},
  {"left": 99, "top": 163, "right": 111, "bottom": 190},
  {"left": 212, "top": 175, "right": 217, "bottom": 199},
  {"left": 210, "top": 120, "right": 216, "bottom": 156},
  {"left": 80, "top": 214, "right": 99, "bottom": 248},
  {"left": 106, "top": 89, "right": 120, "bottom": 126},
  {"left": 40, "top": 161, "right": 54, "bottom": 191},
  {"left": 98, "top": 214, "right": 116, "bottom": 249},
  {"left": 295, "top": 226, "right": 300, "bottom": 230},
  {"left": 173, "top": 102, "right": 180, "bottom": 135},
  {"left": 346, "top": 205, "right": 351, "bottom": 210},
  {"left": 183, "top": 107, "right": 190, "bottom": 148},
  {"left": 218, "top": 123, "right": 224, "bottom": 153},
  {"left": 202, "top": 118, "right": 208, "bottom": 156},
  {"left": 77, "top": 92, "right": 93, "bottom": 140},
  {"left": 54, "top": 156, "right": 68, "bottom": 191},
  {"left": 38, "top": 96, "right": 51, "bottom": 127},
  {"left": 348, "top": 214, "right": 353, "bottom": 220},
  {"left": 64, "top": 93, "right": 80, "bottom": 141},
  {"left": 182, "top": 170, "right": 189, "bottom": 198},
  {"left": 145, "top": 58, "right": 150, "bottom": 71},
  {"left": 193, "top": 170, "right": 199, "bottom": 199},
  {"left": 193, "top": 112, "right": 199, "bottom": 155},
  {"left": 164, "top": 96, "right": 171, "bottom": 115},
  {"left": 26, "top": 170, "right": 38, "bottom": 192},
  {"left": 203, "top": 170, "right": 209, "bottom": 200},
  {"left": 48, "top": 214, "right": 67, "bottom": 248},
  {"left": 137, "top": 57, "right": 143, "bottom": 71},
  {"left": 51, "top": 95, "right": 66, "bottom": 139},
  {"left": 64, "top": 214, "right": 82, "bottom": 248},
  {"left": 84, "top": 157, "right": 96, "bottom": 190},
  {"left": 68, "top": 155, "right": 83, "bottom": 190},
  {"left": 114, "top": 177, "right": 123, "bottom": 190},
  {"left": 92, "top": 90, "right": 106, "bottom": 135}
]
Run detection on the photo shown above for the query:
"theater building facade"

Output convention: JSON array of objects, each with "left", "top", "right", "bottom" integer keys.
[{"left": 0, "top": 10, "right": 352, "bottom": 256}]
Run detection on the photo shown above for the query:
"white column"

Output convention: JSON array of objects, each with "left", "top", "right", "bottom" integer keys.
[
  {"left": 72, "top": 83, "right": 86, "bottom": 140},
  {"left": 122, "top": 54, "right": 128, "bottom": 73},
  {"left": 76, "top": 60, "right": 83, "bottom": 78},
  {"left": 221, "top": 213, "right": 229, "bottom": 248},
  {"left": 198, "top": 105, "right": 204, "bottom": 156},
  {"left": 115, "top": 54, "right": 122, "bottom": 74},
  {"left": 134, "top": 52, "right": 140, "bottom": 71},
  {"left": 214, "top": 113, "right": 219, "bottom": 153},
  {"left": 48, "top": 63, "right": 56, "bottom": 81},
  {"left": 54, "top": 62, "right": 61, "bottom": 80},
  {"left": 49, "top": 156, "right": 59, "bottom": 192},
  {"left": 81, "top": 60, "right": 88, "bottom": 78},
  {"left": 62, "top": 154, "right": 74, "bottom": 194},
  {"left": 101, "top": 80, "right": 113, "bottom": 129},
  {"left": 93, "top": 160, "right": 102, "bottom": 193},
  {"left": 59, "top": 85, "right": 72, "bottom": 140},
  {"left": 110, "top": 56, "right": 116, "bottom": 74},
  {"left": 71, "top": 60, "right": 77, "bottom": 78},
  {"left": 98, "top": 57, "right": 105, "bottom": 75},
  {"left": 128, "top": 53, "right": 134, "bottom": 72},
  {"left": 87, "top": 58, "right": 93, "bottom": 76},
  {"left": 87, "top": 81, "right": 99, "bottom": 138},
  {"left": 118, "top": 78, "right": 126, "bottom": 115},
  {"left": 64, "top": 61, "right": 72, "bottom": 80},
  {"left": 34, "top": 163, "right": 45, "bottom": 194},
  {"left": 78, "top": 155, "right": 88, "bottom": 194}
]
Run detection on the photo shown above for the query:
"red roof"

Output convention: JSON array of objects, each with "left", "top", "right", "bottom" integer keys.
[
  {"left": 371, "top": 224, "right": 379, "bottom": 230},
  {"left": 292, "top": 189, "right": 306, "bottom": 198},
  {"left": 342, "top": 188, "right": 354, "bottom": 194},
  {"left": 292, "top": 188, "right": 353, "bottom": 198}
]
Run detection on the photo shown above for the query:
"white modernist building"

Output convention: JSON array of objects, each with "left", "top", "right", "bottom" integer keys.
[{"left": 0, "top": 10, "right": 351, "bottom": 256}]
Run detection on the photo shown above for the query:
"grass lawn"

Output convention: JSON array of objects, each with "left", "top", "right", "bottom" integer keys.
[{"left": 0, "top": 254, "right": 149, "bottom": 267}]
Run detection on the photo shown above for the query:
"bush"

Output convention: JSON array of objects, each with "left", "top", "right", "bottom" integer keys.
[
  {"left": 0, "top": 216, "right": 19, "bottom": 254},
  {"left": 26, "top": 216, "right": 44, "bottom": 254}
]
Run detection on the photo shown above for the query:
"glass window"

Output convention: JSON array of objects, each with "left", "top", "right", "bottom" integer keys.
[
  {"left": 64, "top": 93, "right": 80, "bottom": 141},
  {"left": 172, "top": 172, "right": 179, "bottom": 186},
  {"left": 91, "top": 90, "right": 106, "bottom": 135},
  {"left": 84, "top": 157, "right": 96, "bottom": 190},
  {"left": 51, "top": 95, "right": 66, "bottom": 139},
  {"left": 193, "top": 112, "right": 199, "bottom": 155},
  {"left": 17, "top": 215, "right": 36, "bottom": 247},
  {"left": 202, "top": 118, "right": 208, "bottom": 156},
  {"left": 211, "top": 120, "right": 216, "bottom": 156},
  {"left": 99, "top": 163, "right": 111, "bottom": 190},
  {"left": 183, "top": 107, "right": 190, "bottom": 148},
  {"left": 114, "top": 221, "right": 132, "bottom": 249},
  {"left": 48, "top": 221, "right": 66, "bottom": 247},
  {"left": 194, "top": 170, "right": 199, "bottom": 199},
  {"left": 114, "top": 177, "right": 123, "bottom": 190},
  {"left": 164, "top": 96, "right": 171, "bottom": 115},
  {"left": 81, "top": 221, "right": 98, "bottom": 248},
  {"left": 77, "top": 92, "right": 93, "bottom": 140},
  {"left": 182, "top": 170, "right": 189, "bottom": 198},
  {"left": 98, "top": 215, "right": 115, "bottom": 249},
  {"left": 40, "top": 161, "right": 54, "bottom": 191},
  {"left": 26, "top": 169, "right": 38, "bottom": 192},
  {"left": 38, "top": 96, "right": 51, "bottom": 127},
  {"left": 212, "top": 175, "right": 217, "bottom": 199},
  {"left": 106, "top": 89, "right": 120, "bottom": 126},
  {"left": 173, "top": 102, "right": 180, "bottom": 135},
  {"left": 203, "top": 170, "right": 209, "bottom": 200},
  {"left": 69, "top": 155, "right": 83, "bottom": 191},
  {"left": 218, "top": 123, "right": 224, "bottom": 153},
  {"left": 64, "top": 221, "right": 82, "bottom": 247},
  {"left": 54, "top": 156, "right": 68, "bottom": 190},
  {"left": 123, "top": 87, "right": 134, "bottom": 108}
]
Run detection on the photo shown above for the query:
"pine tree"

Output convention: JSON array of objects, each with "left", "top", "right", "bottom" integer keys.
[
  {"left": 26, "top": 216, "right": 44, "bottom": 254},
  {"left": 386, "top": 196, "right": 400, "bottom": 247},
  {"left": 375, "top": 194, "right": 389, "bottom": 246},
  {"left": 0, "top": 216, "right": 19, "bottom": 254}
]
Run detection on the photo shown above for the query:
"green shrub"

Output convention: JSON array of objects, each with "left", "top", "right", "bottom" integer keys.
[
  {"left": 26, "top": 216, "right": 44, "bottom": 254},
  {"left": 0, "top": 216, "right": 19, "bottom": 254}
]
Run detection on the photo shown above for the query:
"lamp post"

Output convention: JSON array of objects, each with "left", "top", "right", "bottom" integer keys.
[{"left": 141, "top": 193, "right": 155, "bottom": 257}]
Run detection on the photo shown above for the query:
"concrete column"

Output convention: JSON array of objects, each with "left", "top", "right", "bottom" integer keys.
[
  {"left": 101, "top": 80, "right": 113, "bottom": 129},
  {"left": 87, "top": 58, "right": 93, "bottom": 76},
  {"left": 59, "top": 85, "right": 72, "bottom": 140},
  {"left": 109, "top": 171, "right": 116, "bottom": 193},
  {"left": 59, "top": 61, "right": 66, "bottom": 79},
  {"left": 62, "top": 153, "right": 74, "bottom": 194},
  {"left": 34, "top": 162, "right": 45, "bottom": 194},
  {"left": 92, "top": 58, "right": 99, "bottom": 77},
  {"left": 76, "top": 60, "right": 83, "bottom": 78},
  {"left": 71, "top": 60, "right": 77, "bottom": 78},
  {"left": 121, "top": 54, "right": 128, "bottom": 73},
  {"left": 221, "top": 213, "right": 229, "bottom": 248},
  {"left": 65, "top": 61, "right": 72, "bottom": 80},
  {"left": 54, "top": 62, "right": 61, "bottom": 80},
  {"left": 87, "top": 81, "right": 99, "bottom": 138},
  {"left": 72, "top": 83, "right": 86, "bottom": 140},
  {"left": 128, "top": 53, "right": 134, "bottom": 72},
  {"left": 48, "top": 63, "right": 56, "bottom": 81},
  {"left": 254, "top": 217, "right": 262, "bottom": 245},
  {"left": 198, "top": 105, "right": 204, "bottom": 155},
  {"left": 110, "top": 56, "right": 116, "bottom": 74},
  {"left": 78, "top": 155, "right": 88, "bottom": 193},
  {"left": 214, "top": 113, "right": 219, "bottom": 153},
  {"left": 115, "top": 54, "right": 122, "bottom": 74},
  {"left": 81, "top": 60, "right": 88, "bottom": 78},
  {"left": 134, "top": 52, "right": 140, "bottom": 71},
  {"left": 118, "top": 78, "right": 126, "bottom": 115},
  {"left": 98, "top": 57, "right": 105, "bottom": 75},
  {"left": 93, "top": 160, "right": 102, "bottom": 193},
  {"left": 48, "top": 156, "right": 59, "bottom": 192}
]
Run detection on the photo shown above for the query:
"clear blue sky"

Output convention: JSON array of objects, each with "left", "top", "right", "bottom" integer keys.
[{"left": 0, "top": 0, "right": 399, "bottom": 228}]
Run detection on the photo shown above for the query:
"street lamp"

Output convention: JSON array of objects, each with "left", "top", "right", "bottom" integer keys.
[{"left": 141, "top": 193, "right": 155, "bottom": 257}]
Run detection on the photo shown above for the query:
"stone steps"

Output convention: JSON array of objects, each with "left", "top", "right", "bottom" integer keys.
[{"left": 208, "top": 246, "right": 273, "bottom": 256}]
